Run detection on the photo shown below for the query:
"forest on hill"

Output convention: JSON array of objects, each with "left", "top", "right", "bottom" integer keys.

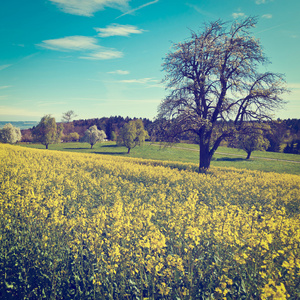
[{"left": 20, "top": 116, "right": 300, "bottom": 154}]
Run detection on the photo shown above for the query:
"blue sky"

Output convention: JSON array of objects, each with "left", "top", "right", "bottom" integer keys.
[{"left": 1, "top": 0, "right": 299, "bottom": 121}]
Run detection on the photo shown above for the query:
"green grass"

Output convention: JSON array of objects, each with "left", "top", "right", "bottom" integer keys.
[{"left": 19, "top": 141, "right": 300, "bottom": 175}]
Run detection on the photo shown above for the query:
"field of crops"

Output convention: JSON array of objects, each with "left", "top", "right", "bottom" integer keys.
[{"left": 1, "top": 144, "right": 300, "bottom": 299}]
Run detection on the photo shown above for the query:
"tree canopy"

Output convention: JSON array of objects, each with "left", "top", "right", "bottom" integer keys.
[
  {"left": 117, "top": 119, "right": 149, "bottom": 154},
  {"left": 62, "top": 110, "right": 77, "bottom": 123},
  {"left": 82, "top": 125, "right": 106, "bottom": 149},
  {"left": 0, "top": 123, "right": 22, "bottom": 144},
  {"left": 230, "top": 122, "right": 270, "bottom": 159},
  {"left": 33, "top": 115, "right": 61, "bottom": 149},
  {"left": 157, "top": 17, "right": 288, "bottom": 172}
]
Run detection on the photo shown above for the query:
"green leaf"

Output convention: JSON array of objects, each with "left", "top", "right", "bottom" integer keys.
[{"left": 5, "top": 281, "right": 14, "bottom": 289}]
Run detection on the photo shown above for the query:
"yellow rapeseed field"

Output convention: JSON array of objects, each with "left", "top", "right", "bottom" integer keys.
[{"left": 0, "top": 143, "right": 299, "bottom": 299}]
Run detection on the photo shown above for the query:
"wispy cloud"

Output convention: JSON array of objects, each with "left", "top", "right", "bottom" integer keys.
[
  {"left": 80, "top": 49, "right": 123, "bottom": 60},
  {"left": 256, "top": 0, "right": 266, "bottom": 3},
  {"left": 37, "top": 36, "right": 99, "bottom": 51},
  {"left": 256, "top": 24, "right": 282, "bottom": 34},
  {"left": 108, "top": 70, "right": 129, "bottom": 75},
  {"left": 232, "top": 12, "right": 245, "bottom": 19},
  {"left": 262, "top": 14, "right": 272, "bottom": 19},
  {"left": 255, "top": 0, "right": 273, "bottom": 4},
  {"left": 118, "top": 77, "right": 162, "bottom": 88},
  {"left": 284, "top": 83, "right": 300, "bottom": 102},
  {"left": 37, "top": 101, "right": 67, "bottom": 107},
  {"left": 0, "top": 106, "right": 42, "bottom": 117},
  {"left": 37, "top": 35, "right": 123, "bottom": 60},
  {"left": 124, "top": 99, "right": 161, "bottom": 103},
  {"left": 287, "top": 83, "right": 300, "bottom": 89},
  {"left": 186, "top": 3, "right": 216, "bottom": 18},
  {"left": 0, "top": 64, "right": 12, "bottom": 71},
  {"left": 95, "top": 24, "right": 145, "bottom": 37},
  {"left": 0, "top": 86, "right": 12, "bottom": 90},
  {"left": 49, "top": 0, "right": 130, "bottom": 17},
  {"left": 119, "top": 78, "right": 158, "bottom": 84},
  {"left": 116, "top": 0, "right": 159, "bottom": 19}
]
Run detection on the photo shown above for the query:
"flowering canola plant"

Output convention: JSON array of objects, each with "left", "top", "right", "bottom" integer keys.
[{"left": 0, "top": 143, "right": 299, "bottom": 299}]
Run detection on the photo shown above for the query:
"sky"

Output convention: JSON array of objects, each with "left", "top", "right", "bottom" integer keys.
[{"left": 1, "top": 0, "right": 300, "bottom": 122}]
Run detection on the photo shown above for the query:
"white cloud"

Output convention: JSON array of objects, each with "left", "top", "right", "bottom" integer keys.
[
  {"left": 262, "top": 14, "right": 272, "bottom": 19},
  {"left": 119, "top": 78, "right": 158, "bottom": 84},
  {"left": 37, "top": 36, "right": 123, "bottom": 60},
  {"left": 49, "top": 0, "right": 130, "bottom": 17},
  {"left": 108, "top": 70, "right": 129, "bottom": 75},
  {"left": 283, "top": 83, "right": 300, "bottom": 103},
  {"left": 287, "top": 83, "right": 300, "bottom": 90},
  {"left": 124, "top": 99, "right": 161, "bottom": 103},
  {"left": 232, "top": 12, "right": 245, "bottom": 19},
  {"left": 0, "top": 64, "right": 12, "bottom": 71},
  {"left": 255, "top": 0, "right": 273, "bottom": 4},
  {"left": 37, "top": 36, "right": 99, "bottom": 51},
  {"left": 95, "top": 24, "right": 145, "bottom": 37},
  {"left": 118, "top": 77, "right": 162, "bottom": 88},
  {"left": 80, "top": 49, "right": 123, "bottom": 60},
  {"left": 0, "top": 86, "right": 12, "bottom": 90},
  {"left": 116, "top": 0, "right": 159, "bottom": 18},
  {"left": 0, "top": 106, "right": 42, "bottom": 117}
]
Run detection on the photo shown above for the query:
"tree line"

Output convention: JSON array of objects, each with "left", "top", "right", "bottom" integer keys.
[{"left": 2, "top": 115, "right": 299, "bottom": 157}]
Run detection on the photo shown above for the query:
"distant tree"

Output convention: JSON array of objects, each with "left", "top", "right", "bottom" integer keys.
[
  {"left": 230, "top": 123, "right": 270, "bottom": 159},
  {"left": 62, "top": 132, "right": 80, "bottom": 142},
  {"left": 21, "top": 130, "right": 33, "bottom": 143},
  {"left": 62, "top": 122, "right": 75, "bottom": 136},
  {"left": 111, "top": 131, "right": 117, "bottom": 141},
  {"left": 82, "top": 125, "right": 106, "bottom": 149},
  {"left": 266, "top": 120, "right": 287, "bottom": 152},
  {"left": 69, "top": 132, "right": 80, "bottom": 142},
  {"left": 62, "top": 110, "right": 77, "bottom": 123},
  {"left": 117, "top": 119, "right": 149, "bottom": 154},
  {"left": 284, "top": 139, "right": 300, "bottom": 154},
  {"left": 33, "top": 115, "right": 58, "bottom": 149},
  {"left": 57, "top": 123, "right": 64, "bottom": 142},
  {"left": 0, "top": 123, "right": 22, "bottom": 144},
  {"left": 157, "top": 17, "right": 287, "bottom": 172}
]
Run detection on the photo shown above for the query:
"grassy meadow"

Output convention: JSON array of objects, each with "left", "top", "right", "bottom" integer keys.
[
  {"left": 1, "top": 143, "right": 300, "bottom": 299},
  {"left": 20, "top": 141, "right": 300, "bottom": 175}
]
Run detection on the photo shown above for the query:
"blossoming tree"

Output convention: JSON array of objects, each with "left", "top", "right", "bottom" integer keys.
[{"left": 157, "top": 17, "right": 288, "bottom": 172}]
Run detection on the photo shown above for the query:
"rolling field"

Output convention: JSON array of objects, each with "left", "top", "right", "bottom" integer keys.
[
  {"left": 1, "top": 143, "right": 300, "bottom": 299},
  {"left": 20, "top": 141, "right": 300, "bottom": 175}
]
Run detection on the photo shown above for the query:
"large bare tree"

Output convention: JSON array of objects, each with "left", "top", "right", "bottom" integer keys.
[{"left": 157, "top": 17, "right": 288, "bottom": 172}]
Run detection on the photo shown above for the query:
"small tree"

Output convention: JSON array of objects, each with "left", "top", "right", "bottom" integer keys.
[
  {"left": 230, "top": 123, "right": 270, "bottom": 159},
  {"left": 69, "top": 132, "right": 80, "bottom": 142},
  {"left": 33, "top": 115, "right": 58, "bottom": 149},
  {"left": 0, "top": 123, "right": 22, "bottom": 144},
  {"left": 82, "top": 125, "right": 106, "bottom": 149},
  {"left": 117, "top": 119, "right": 149, "bottom": 154},
  {"left": 111, "top": 131, "right": 117, "bottom": 141},
  {"left": 266, "top": 120, "right": 288, "bottom": 152},
  {"left": 62, "top": 110, "right": 77, "bottom": 123}
]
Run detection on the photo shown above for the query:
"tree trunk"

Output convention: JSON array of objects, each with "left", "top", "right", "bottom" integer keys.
[
  {"left": 199, "top": 143, "right": 211, "bottom": 173},
  {"left": 91, "top": 144, "right": 93, "bottom": 149},
  {"left": 246, "top": 151, "right": 251, "bottom": 159},
  {"left": 127, "top": 148, "right": 131, "bottom": 154},
  {"left": 46, "top": 144, "right": 48, "bottom": 149}
]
